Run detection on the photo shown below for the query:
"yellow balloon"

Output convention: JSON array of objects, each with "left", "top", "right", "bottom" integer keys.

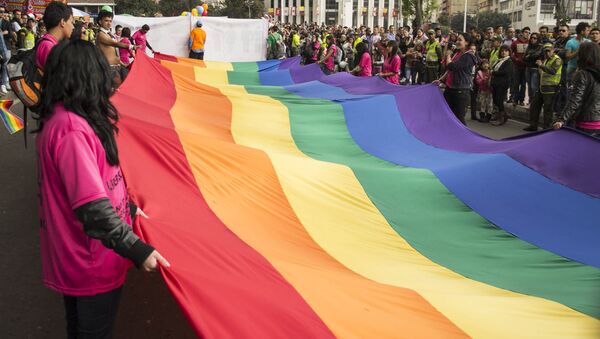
[
  {"left": 191, "top": 8, "right": 199, "bottom": 16},
  {"left": 181, "top": 11, "right": 187, "bottom": 16}
]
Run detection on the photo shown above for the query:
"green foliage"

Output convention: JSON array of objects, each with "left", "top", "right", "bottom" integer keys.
[
  {"left": 475, "top": 11, "right": 511, "bottom": 31},
  {"left": 115, "top": 0, "right": 158, "bottom": 16},
  {"left": 554, "top": 0, "right": 571, "bottom": 26},
  {"left": 450, "top": 12, "right": 475, "bottom": 32},
  {"left": 158, "top": 0, "right": 186, "bottom": 17},
  {"left": 448, "top": 10, "right": 510, "bottom": 32},
  {"left": 219, "top": 0, "right": 265, "bottom": 18}
]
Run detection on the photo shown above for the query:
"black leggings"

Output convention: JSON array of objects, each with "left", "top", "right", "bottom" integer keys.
[
  {"left": 63, "top": 286, "right": 123, "bottom": 339},
  {"left": 493, "top": 85, "right": 509, "bottom": 112},
  {"left": 189, "top": 51, "right": 204, "bottom": 60},
  {"left": 444, "top": 88, "right": 471, "bottom": 125}
]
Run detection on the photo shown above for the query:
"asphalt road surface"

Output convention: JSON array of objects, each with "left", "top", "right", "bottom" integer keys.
[{"left": 0, "top": 94, "right": 526, "bottom": 338}]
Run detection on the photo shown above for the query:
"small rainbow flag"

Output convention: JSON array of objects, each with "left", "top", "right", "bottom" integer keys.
[{"left": 0, "top": 100, "right": 24, "bottom": 134}]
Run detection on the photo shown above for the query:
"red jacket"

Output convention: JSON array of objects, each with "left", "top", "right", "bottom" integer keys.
[{"left": 511, "top": 37, "right": 529, "bottom": 68}]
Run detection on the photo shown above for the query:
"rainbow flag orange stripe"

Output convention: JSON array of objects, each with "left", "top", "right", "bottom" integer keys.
[
  {"left": 0, "top": 100, "right": 23, "bottom": 134},
  {"left": 112, "top": 53, "right": 600, "bottom": 338}
]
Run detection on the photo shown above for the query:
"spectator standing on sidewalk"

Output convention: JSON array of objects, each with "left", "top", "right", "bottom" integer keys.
[
  {"left": 489, "top": 36, "right": 502, "bottom": 66},
  {"left": 424, "top": 29, "right": 442, "bottom": 83},
  {"left": 510, "top": 27, "right": 530, "bottom": 105},
  {"left": 554, "top": 24, "right": 571, "bottom": 113},
  {"left": 589, "top": 28, "right": 600, "bottom": 45},
  {"left": 490, "top": 45, "right": 514, "bottom": 126},
  {"left": 525, "top": 43, "right": 562, "bottom": 131},
  {"left": 524, "top": 32, "right": 543, "bottom": 105},
  {"left": 565, "top": 22, "right": 590, "bottom": 81},
  {"left": 475, "top": 59, "right": 493, "bottom": 122},
  {"left": 503, "top": 26, "right": 516, "bottom": 47},
  {"left": 554, "top": 42, "right": 600, "bottom": 138}
]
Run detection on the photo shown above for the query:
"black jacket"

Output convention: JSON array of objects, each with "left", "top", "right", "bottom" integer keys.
[
  {"left": 490, "top": 58, "right": 514, "bottom": 88},
  {"left": 75, "top": 199, "right": 155, "bottom": 268},
  {"left": 445, "top": 51, "right": 478, "bottom": 89},
  {"left": 524, "top": 44, "right": 544, "bottom": 68},
  {"left": 557, "top": 69, "right": 600, "bottom": 123}
]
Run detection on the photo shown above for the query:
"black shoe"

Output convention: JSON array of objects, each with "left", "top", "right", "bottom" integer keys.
[
  {"left": 478, "top": 113, "right": 491, "bottom": 123},
  {"left": 523, "top": 126, "right": 538, "bottom": 132}
]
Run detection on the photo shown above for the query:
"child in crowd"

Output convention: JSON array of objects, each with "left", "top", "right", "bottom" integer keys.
[{"left": 476, "top": 59, "right": 494, "bottom": 122}]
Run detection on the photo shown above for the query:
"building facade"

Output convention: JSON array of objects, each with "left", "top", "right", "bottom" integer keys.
[
  {"left": 440, "top": 0, "right": 479, "bottom": 15},
  {"left": 497, "top": 0, "right": 598, "bottom": 30},
  {"left": 264, "top": 0, "right": 403, "bottom": 28}
]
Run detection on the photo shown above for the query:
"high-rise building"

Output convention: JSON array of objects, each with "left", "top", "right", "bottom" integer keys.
[
  {"left": 498, "top": 0, "right": 598, "bottom": 30},
  {"left": 264, "top": 0, "right": 403, "bottom": 28}
]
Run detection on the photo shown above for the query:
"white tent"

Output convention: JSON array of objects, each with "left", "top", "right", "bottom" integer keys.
[
  {"left": 71, "top": 7, "right": 91, "bottom": 18},
  {"left": 112, "top": 15, "right": 268, "bottom": 61}
]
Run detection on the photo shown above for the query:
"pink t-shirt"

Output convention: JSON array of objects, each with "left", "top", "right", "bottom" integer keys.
[
  {"left": 35, "top": 34, "right": 58, "bottom": 71},
  {"left": 119, "top": 38, "right": 132, "bottom": 65},
  {"left": 36, "top": 103, "right": 132, "bottom": 296},
  {"left": 131, "top": 30, "right": 147, "bottom": 53},
  {"left": 358, "top": 52, "right": 372, "bottom": 77},
  {"left": 324, "top": 45, "right": 337, "bottom": 72},
  {"left": 383, "top": 54, "right": 401, "bottom": 84}
]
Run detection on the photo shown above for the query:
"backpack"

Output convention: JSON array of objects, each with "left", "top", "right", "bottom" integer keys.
[
  {"left": 8, "top": 36, "right": 50, "bottom": 147},
  {"left": 334, "top": 45, "right": 342, "bottom": 64},
  {"left": 7, "top": 36, "right": 49, "bottom": 110}
]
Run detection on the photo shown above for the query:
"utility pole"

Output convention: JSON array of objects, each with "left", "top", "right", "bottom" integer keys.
[{"left": 463, "top": 0, "right": 468, "bottom": 32}]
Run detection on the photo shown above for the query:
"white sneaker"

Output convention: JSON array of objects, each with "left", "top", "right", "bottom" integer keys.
[
  {"left": 6, "top": 83, "right": 11, "bottom": 91},
  {"left": 0, "top": 85, "right": 8, "bottom": 95}
]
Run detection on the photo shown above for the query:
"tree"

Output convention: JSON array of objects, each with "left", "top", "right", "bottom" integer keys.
[
  {"left": 450, "top": 12, "right": 475, "bottom": 32},
  {"left": 115, "top": 0, "right": 158, "bottom": 16},
  {"left": 438, "top": 12, "right": 450, "bottom": 27},
  {"left": 474, "top": 11, "right": 511, "bottom": 31},
  {"left": 555, "top": 0, "right": 571, "bottom": 27},
  {"left": 423, "top": 0, "right": 439, "bottom": 23},
  {"left": 158, "top": 0, "right": 186, "bottom": 17},
  {"left": 218, "top": 0, "right": 264, "bottom": 18}
]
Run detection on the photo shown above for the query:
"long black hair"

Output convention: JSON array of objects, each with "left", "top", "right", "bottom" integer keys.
[
  {"left": 386, "top": 40, "right": 398, "bottom": 63},
  {"left": 36, "top": 40, "right": 120, "bottom": 165},
  {"left": 577, "top": 42, "right": 600, "bottom": 71},
  {"left": 70, "top": 21, "right": 84, "bottom": 41}
]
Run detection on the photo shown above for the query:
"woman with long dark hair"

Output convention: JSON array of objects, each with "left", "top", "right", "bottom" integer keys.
[
  {"left": 317, "top": 34, "right": 337, "bottom": 75},
  {"left": 351, "top": 41, "right": 372, "bottom": 77},
  {"left": 35, "top": 40, "right": 169, "bottom": 338},
  {"left": 554, "top": 42, "right": 600, "bottom": 138},
  {"left": 435, "top": 32, "right": 479, "bottom": 124},
  {"left": 378, "top": 40, "right": 401, "bottom": 84}
]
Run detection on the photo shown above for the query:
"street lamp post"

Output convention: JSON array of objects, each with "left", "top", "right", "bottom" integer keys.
[{"left": 463, "top": 0, "right": 468, "bottom": 32}]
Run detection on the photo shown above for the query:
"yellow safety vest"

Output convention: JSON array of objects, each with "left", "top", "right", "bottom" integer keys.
[
  {"left": 489, "top": 48, "right": 500, "bottom": 66},
  {"left": 425, "top": 40, "right": 440, "bottom": 63},
  {"left": 540, "top": 54, "right": 562, "bottom": 93},
  {"left": 24, "top": 31, "right": 35, "bottom": 49}
]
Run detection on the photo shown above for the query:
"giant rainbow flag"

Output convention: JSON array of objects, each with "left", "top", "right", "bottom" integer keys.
[{"left": 112, "top": 52, "right": 600, "bottom": 338}]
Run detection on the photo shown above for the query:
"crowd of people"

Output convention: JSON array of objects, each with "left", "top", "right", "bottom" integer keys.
[{"left": 267, "top": 21, "right": 600, "bottom": 135}]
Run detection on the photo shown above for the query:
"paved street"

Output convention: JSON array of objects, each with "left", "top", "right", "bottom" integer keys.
[{"left": 0, "top": 95, "right": 528, "bottom": 338}]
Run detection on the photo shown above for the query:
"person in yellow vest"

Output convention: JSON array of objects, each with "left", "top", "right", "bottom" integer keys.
[
  {"left": 489, "top": 36, "right": 502, "bottom": 67},
  {"left": 425, "top": 29, "right": 442, "bottom": 83},
  {"left": 188, "top": 20, "right": 206, "bottom": 60},
  {"left": 16, "top": 17, "right": 35, "bottom": 50},
  {"left": 525, "top": 43, "right": 562, "bottom": 131}
]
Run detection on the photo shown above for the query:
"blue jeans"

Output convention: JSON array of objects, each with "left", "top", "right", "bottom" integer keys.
[
  {"left": 525, "top": 67, "right": 539, "bottom": 104},
  {"left": 0, "top": 49, "right": 10, "bottom": 86}
]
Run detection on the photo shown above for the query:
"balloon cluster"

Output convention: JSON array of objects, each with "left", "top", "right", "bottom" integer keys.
[{"left": 181, "top": 3, "right": 208, "bottom": 17}]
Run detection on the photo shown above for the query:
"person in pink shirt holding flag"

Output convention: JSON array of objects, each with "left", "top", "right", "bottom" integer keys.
[
  {"left": 351, "top": 42, "right": 372, "bottom": 77},
  {"left": 35, "top": 40, "right": 168, "bottom": 339},
  {"left": 131, "top": 24, "right": 155, "bottom": 54},
  {"left": 378, "top": 40, "right": 401, "bottom": 84}
]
